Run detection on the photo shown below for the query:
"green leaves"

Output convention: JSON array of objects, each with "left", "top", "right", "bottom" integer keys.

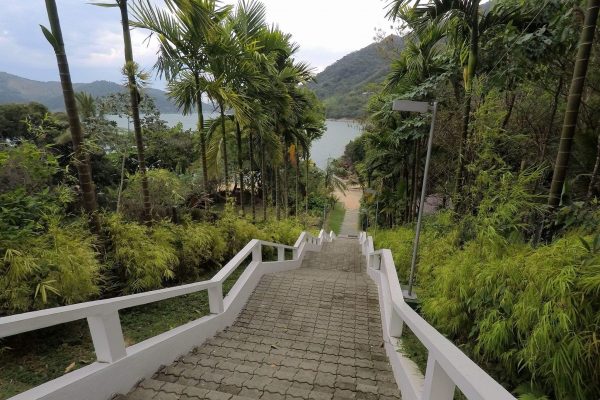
[
  {"left": 88, "top": 2, "right": 119, "bottom": 7},
  {"left": 39, "top": 25, "right": 58, "bottom": 51}
]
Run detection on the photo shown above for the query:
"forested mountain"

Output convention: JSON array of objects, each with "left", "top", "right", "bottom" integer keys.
[
  {"left": 0, "top": 71, "right": 193, "bottom": 113},
  {"left": 309, "top": 35, "right": 404, "bottom": 119}
]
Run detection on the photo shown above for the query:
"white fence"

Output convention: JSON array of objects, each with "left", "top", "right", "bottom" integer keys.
[
  {"left": 0, "top": 230, "right": 335, "bottom": 400},
  {"left": 358, "top": 232, "right": 516, "bottom": 400}
]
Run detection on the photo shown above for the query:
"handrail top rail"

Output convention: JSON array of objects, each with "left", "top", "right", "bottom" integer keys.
[
  {"left": 0, "top": 231, "right": 322, "bottom": 340},
  {"left": 362, "top": 232, "right": 515, "bottom": 400},
  {"left": 258, "top": 239, "right": 295, "bottom": 250}
]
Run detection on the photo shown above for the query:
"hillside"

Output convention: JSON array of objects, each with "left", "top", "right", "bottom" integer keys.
[
  {"left": 309, "top": 36, "right": 403, "bottom": 120},
  {"left": 0, "top": 72, "right": 186, "bottom": 113}
]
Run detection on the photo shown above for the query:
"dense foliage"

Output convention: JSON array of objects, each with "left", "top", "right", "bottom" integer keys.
[
  {"left": 344, "top": 0, "right": 600, "bottom": 398},
  {"left": 0, "top": 0, "right": 332, "bottom": 317}
]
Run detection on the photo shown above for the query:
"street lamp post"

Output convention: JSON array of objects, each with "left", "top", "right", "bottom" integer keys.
[{"left": 392, "top": 100, "right": 438, "bottom": 298}]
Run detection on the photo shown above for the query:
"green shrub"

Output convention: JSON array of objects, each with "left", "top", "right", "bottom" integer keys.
[
  {"left": 169, "top": 221, "right": 226, "bottom": 281},
  {"left": 121, "top": 169, "right": 189, "bottom": 221},
  {"left": 0, "top": 142, "right": 58, "bottom": 194},
  {"left": 215, "top": 204, "right": 266, "bottom": 258},
  {"left": 374, "top": 220, "right": 600, "bottom": 399},
  {"left": 371, "top": 228, "right": 414, "bottom": 283},
  {"left": 0, "top": 218, "right": 100, "bottom": 314},
  {"left": 260, "top": 218, "right": 304, "bottom": 245},
  {"left": 104, "top": 214, "right": 178, "bottom": 293}
]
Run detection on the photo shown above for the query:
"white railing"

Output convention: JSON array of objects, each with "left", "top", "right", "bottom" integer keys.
[
  {"left": 358, "top": 232, "right": 516, "bottom": 400},
  {"left": 0, "top": 229, "right": 335, "bottom": 400}
]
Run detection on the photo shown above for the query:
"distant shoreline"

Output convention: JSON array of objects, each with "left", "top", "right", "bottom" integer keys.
[{"left": 327, "top": 118, "right": 360, "bottom": 123}]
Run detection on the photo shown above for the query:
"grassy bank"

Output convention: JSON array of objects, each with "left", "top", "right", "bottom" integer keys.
[{"left": 325, "top": 202, "right": 346, "bottom": 234}]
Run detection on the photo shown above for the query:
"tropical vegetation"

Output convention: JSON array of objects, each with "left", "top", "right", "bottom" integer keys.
[
  {"left": 338, "top": 0, "right": 600, "bottom": 398},
  {"left": 0, "top": 0, "right": 332, "bottom": 395}
]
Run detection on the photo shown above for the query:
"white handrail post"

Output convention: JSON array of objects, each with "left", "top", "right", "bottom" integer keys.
[
  {"left": 87, "top": 311, "right": 127, "bottom": 363},
  {"left": 422, "top": 354, "right": 455, "bottom": 400},
  {"left": 389, "top": 307, "right": 404, "bottom": 338},
  {"left": 277, "top": 246, "right": 285, "bottom": 261},
  {"left": 208, "top": 284, "right": 224, "bottom": 314},
  {"left": 252, "top": 241, "right": 262, "bottom": 263}
]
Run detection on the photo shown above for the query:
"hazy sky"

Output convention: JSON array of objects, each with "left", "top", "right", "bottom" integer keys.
[{"left": 0, "top": 0, "right": 393, "bottom": 88}]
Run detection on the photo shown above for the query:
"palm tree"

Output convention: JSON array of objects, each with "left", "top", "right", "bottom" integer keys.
[
  {"left": 131, "top": 0, "right": 230, "bottom": 195},
  {"left": 74, "top": 92, "right": 97, "bottom": 120},
  {"left": 387, "top": 0, "right": 521, "bottom": 207},
  {"left": 548, "top": 0, "right": 600, "bottom": 208},
  {"left": 94, "top": 0, "right": 152, "bottom": 222},
  {"left": 42, "top": 0, "right": 100, "bottom": 233},
  {"left": 227, "top": 0, "right": 271, "bottom": 211},
  {"left": 118, "top": 0, "right": 152, "bottom": 223}
]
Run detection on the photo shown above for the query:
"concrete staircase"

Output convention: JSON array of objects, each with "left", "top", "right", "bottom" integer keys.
[{"left": 119, "top": 239, "right": 401, "bottom": 400}]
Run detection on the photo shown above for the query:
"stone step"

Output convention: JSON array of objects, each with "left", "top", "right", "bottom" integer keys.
[
  {"left": 153, "top": 360, "right": 399, "bottom": 400},
  {"left": 217, "top": 325, "right": 386, "bottom": 355},
  {"left": 147, "top": 338, "right": 399, "bottom": 400},
  {"left": 119, "top": 378, "right": 254, "bottom": 400}
]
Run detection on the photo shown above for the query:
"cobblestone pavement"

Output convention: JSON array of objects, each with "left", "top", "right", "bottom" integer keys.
[{"left": 119, "top": 238, "right": 400, "bottom": 400}]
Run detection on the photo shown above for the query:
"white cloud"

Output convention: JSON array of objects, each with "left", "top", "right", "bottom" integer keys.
[{"left": 0, "top": 0, "right": 395, "bottom": 86}]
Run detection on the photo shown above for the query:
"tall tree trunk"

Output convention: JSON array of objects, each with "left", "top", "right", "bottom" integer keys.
[
  {"left": 282, "top": 139, "right": 289, "bottom": 217},
  {"left": 249, "top": 130, "right": 256, "bottom": 222},
  {"left": 305, "top": 150, "right": 309, "bottom": 216},
  {"left": 219, "top": 103, "right": 229, "bottom": 195},
  {"left": 44, "top": 0, "right": 99, "bottom": 233},
  {"left": 119, "top": 0, "right": 151, "bottom": 224},
  {"left": 454, "top": 0, "right": 480, "bottom": 206},
  {"left": 261, "top": 140, "right": 267, "bottom": 221},
  {"left": 235, "top": 120, "right": 244, "bottom": 215},
  {"left": 502, "top": 92, "right": 516, "bottom": 129},
  {"left": 194, "top": 73, "right": 209, "bottom": 196},
  {"left": 295, "top": 141, "right": 300, "bottom": 216},
  {"left": 275, "top": 165, "right": 281, "bottom": 220},
  {"left": 587, "top": 127, "right": 600, "bottom": 199},
  {"left": 549, "top": 0, "right": 600, "bottom": 208}
]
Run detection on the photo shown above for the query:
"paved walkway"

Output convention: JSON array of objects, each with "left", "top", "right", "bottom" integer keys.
[
  {"left": 339, "top": 210, "right": 359, "bottom": 237},
  {"left": 121, "top": 239, "right": 400, "bottom": 400}
]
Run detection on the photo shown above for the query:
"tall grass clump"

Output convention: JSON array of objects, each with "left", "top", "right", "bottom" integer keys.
[
  {"left": 0, "top": 218, "right": 101, "bottom": 314},
  {"left": 170, "top": 220, "right": 226, "bottom": 281},
  {"left": 104, "top": 214, "right": 178, "bottom": 293},
  {"left": 372, "top": 166, "right": 600, "bottom": 398}
]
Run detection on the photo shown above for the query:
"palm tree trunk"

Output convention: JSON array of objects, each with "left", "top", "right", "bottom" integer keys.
[
  {"left": 219, "top": 103, "right": 229, "bottom": 195},
  {"left": 249, "top": 130, "right": 256, "bottom": 222},
  {"left": 261, "top": 140, "right": 267, "bottom": 221},
  {"left": 275, "top": 165, "right": 281, "bottom": 220},
  {"left": 119, "top": 0, "right": 151, "bottom": 224},
  {"left": 282, "top": 139, "right": 289, "bottom": 217},
  {"left": 549, "top": 0, "right": 600, "bottom": 208},
  {"left": 235, "top": 120, "right": 244, "bottom": 215},
  {"left": 194, "top": 73, "right": 209, "bottom": 195},
  {"left": 305, "top": 149, "right": 309, "bottom": 216},
  {"left": 295, "top": 141, "right": 300, "bottom": 216},
  {"left": 454, "top": 0, "right": 480, "bottom": 208},
  {"left": 501, "top": 92, "right": 516, "bottom": 129},
  {"left": 44, "top": 0, "right": 100, "bottom": 233}
]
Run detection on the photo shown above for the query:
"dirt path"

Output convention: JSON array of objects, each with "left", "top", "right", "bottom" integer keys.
[
  {"left": 335, "top": 185, "right": 362, "bottom": 211},
  {"left": 336, "top": 184, "right": 362, "bottom": 236}
]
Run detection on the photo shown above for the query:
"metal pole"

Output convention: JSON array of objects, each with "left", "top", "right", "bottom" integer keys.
[{"left": 407, "top": 101, "right": 438, "bottom": 297}]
